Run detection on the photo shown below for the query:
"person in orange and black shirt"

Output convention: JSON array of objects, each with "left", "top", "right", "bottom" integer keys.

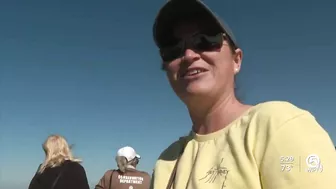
[{"left": 95, "top": 146, "right": 150, "bottom": 189}]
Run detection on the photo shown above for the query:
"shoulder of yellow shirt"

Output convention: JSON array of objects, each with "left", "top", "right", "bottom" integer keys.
[
  {"left": 157, "top": 100, "right": 314, "bottom": 159},
  {"left": 250, "top": 100, "right": 311, "bottom": 126}
]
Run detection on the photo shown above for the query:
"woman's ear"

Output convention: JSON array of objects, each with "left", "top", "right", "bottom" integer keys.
[{"left": 233, "top": 48, "right": 243, "bottom": 74}]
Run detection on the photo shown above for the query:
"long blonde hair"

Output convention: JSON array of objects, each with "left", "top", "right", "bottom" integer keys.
[{"left": 38, "top": 135, "right": 81, "bottom": 173}]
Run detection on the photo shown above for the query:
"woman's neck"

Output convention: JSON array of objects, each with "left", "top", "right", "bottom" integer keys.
[
  {"left": 126, "top": 165, "right": 136, "bottom": 169},
  {"left": 190, "top": 95, "right": 251, "bottom": 135}
]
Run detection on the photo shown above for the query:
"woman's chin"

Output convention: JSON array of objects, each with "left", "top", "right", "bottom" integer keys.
[
  {"left": 172, "top": 80, "right": 214, "bottom": 99},
  {"left": 183, "top": 83, "right": 213, "bottom": 96}
]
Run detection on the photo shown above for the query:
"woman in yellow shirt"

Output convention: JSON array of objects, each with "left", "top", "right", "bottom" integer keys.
[{"left": 150, "top": 0, "right": 336, "bottom": 188}]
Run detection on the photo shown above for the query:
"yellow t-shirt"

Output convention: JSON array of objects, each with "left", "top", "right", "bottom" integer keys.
[{"left": 150, "top": 101, "right": 336, "bottom": 189}]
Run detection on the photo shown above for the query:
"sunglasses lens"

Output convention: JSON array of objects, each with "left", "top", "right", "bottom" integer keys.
[
  {"left": 160, "top": 44, "right": 183, "bottom": 62},
  {"left": 193, "top": 34, "right": 222, "bottom": 51},
  {"left": 160, "top": 33, "right": 223, "bottom": 62}
]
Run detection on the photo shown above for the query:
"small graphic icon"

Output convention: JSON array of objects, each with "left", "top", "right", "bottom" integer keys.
[
  {"left": 199, "top": 158, "right": 229, "bottom": 188},
  {"left": 306, "top": 154, "right": 323, "bottom": 173}
]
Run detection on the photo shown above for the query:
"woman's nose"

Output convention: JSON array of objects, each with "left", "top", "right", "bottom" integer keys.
[{"left": 183, "top": 48, "right": 200, "bottom": 63}]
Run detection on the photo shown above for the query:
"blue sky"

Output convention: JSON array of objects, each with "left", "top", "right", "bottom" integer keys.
[{"left": 1, "top": 0, "right": 335, "bottom": 188}]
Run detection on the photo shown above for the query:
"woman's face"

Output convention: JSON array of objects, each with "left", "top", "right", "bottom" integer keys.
[{"left": 163, "top": 19, "right": 242, "bottom": 103}]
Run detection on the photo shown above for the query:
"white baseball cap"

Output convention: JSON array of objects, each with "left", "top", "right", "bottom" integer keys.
[{"left": 116, "top": 146, "right": 141, "bottom": 161}]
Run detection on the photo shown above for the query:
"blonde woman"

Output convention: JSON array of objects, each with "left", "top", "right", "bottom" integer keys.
[
  {"left": 95, "top": 146, "right": 150, "bottom": 189},
  {"left": 28, "top": 135, "right": 90, "bottom": 189}
]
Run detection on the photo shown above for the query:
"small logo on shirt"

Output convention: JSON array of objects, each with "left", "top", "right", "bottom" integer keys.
[
  {"left": 118, "top": 175, "right": 144, "bottom": 184},
  {"left": 305, "top": 154, "right": 323, "bottom": 173},
  {"left": 199, "top": 158, "right": 229, "bottom": 188}
]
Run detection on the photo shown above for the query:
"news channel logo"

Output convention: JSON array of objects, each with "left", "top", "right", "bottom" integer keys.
[{"left": 305, "top": 154, "right": 323, "bottom": 173}]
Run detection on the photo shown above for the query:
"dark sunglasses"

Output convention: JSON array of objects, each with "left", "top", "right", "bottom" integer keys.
[{"left": 160, "top": 33, "right": 225, "bottom": 62}]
